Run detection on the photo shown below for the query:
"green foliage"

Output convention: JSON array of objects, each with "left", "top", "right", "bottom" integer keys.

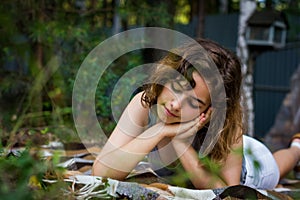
[
  {"left": 96, "top": 50, "right": 145, "bottom": 134},
  {"left": 0, "top": 0, "right": 175, "bottom": 142},
  {"left": 0, "top": 149, "right": 68, "bottom": 200},
  {"left": 120, "top": 0, "right": 173, "bottom": 27}
]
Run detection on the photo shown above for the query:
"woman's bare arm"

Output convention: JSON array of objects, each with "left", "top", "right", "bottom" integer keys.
[
  {"left": 92, "top": 92, "right": 159, "bottom": 179},
  {"left": 171, "top": 134, "right": 243, "bottom": 189},
  {"left": 219, "top": 137, "right": 243, "bottom": 186}
]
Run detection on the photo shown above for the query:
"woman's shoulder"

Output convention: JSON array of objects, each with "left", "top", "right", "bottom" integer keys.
[
  {"left": 126, "top": 91, "right": 150, "bottom": 126},
  {"left": 129, "top": 91, "right": 147, "bottom": 110}
]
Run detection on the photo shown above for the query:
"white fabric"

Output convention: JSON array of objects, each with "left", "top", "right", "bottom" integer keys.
[
  {"left": 243, "top": 135, "right": 280, "bottom": 189},
  {"left": 291, "top": 141, "right": 300, "bottom": 150}
]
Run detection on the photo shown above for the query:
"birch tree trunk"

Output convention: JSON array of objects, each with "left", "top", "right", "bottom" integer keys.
[{"left": 236, "top": 0, "right": 256, "bottom": 136}]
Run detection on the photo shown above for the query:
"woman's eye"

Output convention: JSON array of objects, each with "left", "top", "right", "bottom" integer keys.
[
  {"left": 170, "top": 82, "right": 183, "bottom": 93},
  {"left": 188, "top": 98, "right": 201, "bottom": 109},
  {"left": 170, "top": 79, "right": 190, "bottom": 93}
]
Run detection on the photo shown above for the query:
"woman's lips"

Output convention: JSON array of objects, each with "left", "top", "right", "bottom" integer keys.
[{"left": 164, "top": 106, "right": 178, "bottom": 118}]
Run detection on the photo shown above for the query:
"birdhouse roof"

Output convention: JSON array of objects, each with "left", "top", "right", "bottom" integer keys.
[{"left": 247, "top": 10, "right": 288, "bottom": 28}]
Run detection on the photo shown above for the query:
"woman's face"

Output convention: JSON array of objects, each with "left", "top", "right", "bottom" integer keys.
[{"left": 157, "top": 71, "right": 211, "bottom": 124}]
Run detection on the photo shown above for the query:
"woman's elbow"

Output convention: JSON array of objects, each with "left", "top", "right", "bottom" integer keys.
[
  {"left": 92, "top": 160, "right": 107, "bottom": 177},
  {"left": 92, "top": 160, "right": 128, "bottom": 180}
]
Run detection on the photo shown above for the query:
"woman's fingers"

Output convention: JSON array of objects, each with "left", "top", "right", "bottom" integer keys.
[
  {"left": 159, "top": 107, "right": 213, "bottom": 139},
  {"left": 159, "top": 118, "right": 197, "bottom": 138},
  {"left": 173, "top": 120, "right": 200, "bottom": 140},
  {"left": 199, "top": 107, "right": 212, "bottom": 127},
  {"left": 174, "top": 107, "right": 213, "bottom": 140}
]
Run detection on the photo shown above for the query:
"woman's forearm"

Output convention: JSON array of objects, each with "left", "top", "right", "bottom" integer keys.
[
  {"left": 172, "top": 140, "right": 227, "bottom": 189},
  {"left": 92, "top": 125, "right": 165, "bottom": 180}
]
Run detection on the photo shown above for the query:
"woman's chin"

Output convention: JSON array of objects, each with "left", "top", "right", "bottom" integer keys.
[
  {"left": 157, "top": 116, "right": 176, "bottom": 124},
  {"left": 161, "top": 117, "right": 182, "bottom": 124}
]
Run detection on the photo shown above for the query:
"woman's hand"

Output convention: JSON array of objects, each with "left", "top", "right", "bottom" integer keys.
[
  {"left": 173, "top": 107, "right": 212, "bottom": 140},
  {"left": 148, "top": 107, "right": 212, "bottom": 141},
  {"left": 153, "top": 117, "right": 198, "bottom": 138}
]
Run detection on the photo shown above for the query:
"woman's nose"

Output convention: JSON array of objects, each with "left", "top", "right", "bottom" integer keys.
[{"left": 170, "top": 95, "right": 184, "bottom": 110}]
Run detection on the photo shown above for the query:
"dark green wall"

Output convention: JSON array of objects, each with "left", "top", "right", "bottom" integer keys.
[{"left": 254, "top": 46, "right": 300, "bottom": 138}]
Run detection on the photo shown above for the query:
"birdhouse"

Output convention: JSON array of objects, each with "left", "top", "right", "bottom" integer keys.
[{"left": 246, "top": 10, "right": 288, "bottom": 49}]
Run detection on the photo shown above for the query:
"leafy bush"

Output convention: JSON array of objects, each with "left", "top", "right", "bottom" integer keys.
[{"left": 0, "top": 148, "right": 68, "bottom": 200}]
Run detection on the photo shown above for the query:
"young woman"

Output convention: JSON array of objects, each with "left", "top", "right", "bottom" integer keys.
[{"left": 92, "top": 38, "right": 300, "bottom": 190}]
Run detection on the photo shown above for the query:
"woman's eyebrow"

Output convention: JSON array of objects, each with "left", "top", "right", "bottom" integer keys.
[{"left": 190, "top": 96, "right": 206, "bottom": 106}]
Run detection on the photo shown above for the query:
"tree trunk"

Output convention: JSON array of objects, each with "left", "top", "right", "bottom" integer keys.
[
  {"left": 197, "top": 0, "right": 205, "bottom": 38},
  {"left": 219, "top": 0, "right": 228, "bottom": 14},
  {"left": 236, "top": 0, "right": 256, "bottom": 136},
  {"left": 112, "top": 0, "right": 121, "bottom": 35},
  {"left": 29, "top": 12, "right": 45, "bottom": 127}
]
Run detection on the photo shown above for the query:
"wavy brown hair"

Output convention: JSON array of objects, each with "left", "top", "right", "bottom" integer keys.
[{"left": 142, "top": 38, "right": 244, "bottom": 163}]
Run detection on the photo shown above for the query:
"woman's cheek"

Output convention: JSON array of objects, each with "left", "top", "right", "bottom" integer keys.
[
  {"left": 156, "top": 104, "right": 167, "bottom": 122},
  {"left": 180, "top": 109, "right": 200, "bottom": 122}
]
